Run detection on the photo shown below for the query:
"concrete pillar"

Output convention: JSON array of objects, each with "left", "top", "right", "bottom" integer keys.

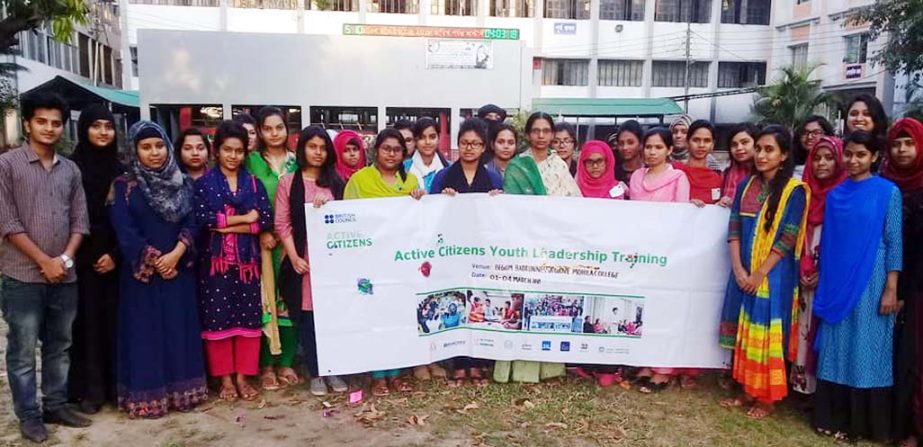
[{"left": 641, "top": 0, "right": 655, "bottom": 97}]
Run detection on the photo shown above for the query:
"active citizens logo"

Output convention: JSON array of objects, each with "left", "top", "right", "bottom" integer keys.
[{"left": 323, "top": 213, "right": 357, "bottom": 225}]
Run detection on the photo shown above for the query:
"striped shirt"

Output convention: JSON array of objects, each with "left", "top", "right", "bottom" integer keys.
[{"left": 0, "top": 144, "right": 89, "bottom": 283}]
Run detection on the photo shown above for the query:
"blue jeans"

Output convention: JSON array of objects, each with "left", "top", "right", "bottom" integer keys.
[{"left": 0, "top": 276, "right": 78, "bottom": 422}]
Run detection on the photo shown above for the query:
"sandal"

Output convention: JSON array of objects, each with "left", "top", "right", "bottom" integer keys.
[
  {"left": 260, "top": 371, "right": 282, "bottom": 391},
  {"left": 720, "top": 397, "right": 746, "bottom": 408},
  {"left": 236, "top": 379, "right": 259, "bottom": 401},
  {"left": 638, "top": 377, "right": 670, "bottom": 394},
  {"left": 389, "top": 378, "right": 413, "bottom": 393},
  {"left": 219, "top": 383, "right": 238, "bottom": 402},
  {"left": 745, "top": 403, "right": 773, "bottom": 420},
  {"left": 428, "top": 364, "right": 448, "bottom": 379},
  {"left": 276, "top": 367, "right": 302, "bottom": 386},
  {"left": 469, "top": 368, "right": 489, "bottom": 387},
  {"left": 679, "top": 375, "right": 698, "bottom": 390},
  {"left": 448, "top": 370, "right": 467, "bottom": 388},
  {"left": 413, "top": 365, "right": 431, "bottom": 381},
  {"left": 371, "top": 379, "right": 390, "bottom": 397},
  {"left": 833, "top": 431, "right": 856, "bottom": 444}
]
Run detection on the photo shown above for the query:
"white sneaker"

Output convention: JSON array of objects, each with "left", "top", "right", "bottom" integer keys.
[
  {"left": 326, "top": 375, "right": 348, "bottom": 393},
  {"left": 309, "top": 377, "right": 328, "bottom": 396}
]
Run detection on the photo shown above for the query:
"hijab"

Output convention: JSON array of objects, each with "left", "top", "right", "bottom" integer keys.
[
  {"left": 576, "top": 140, "right": 620, "bottom": 199},
  {"left": 71, "top": 104, "right": 122, "bottom": 203},
  {"left": 669, "top": 115, "right": 692, "bottom": 161},
  {"left": 332, "top": 130, "right": 367, "bottom": 182},
  {"left": 800, "top": 136, "right": 846, "bottom": 277},
  {"left": 883, "top": 118, "right": 923, "bottom": 192},
  {"left": 127, "top": 121, "right": 194, "bottom": 223}
]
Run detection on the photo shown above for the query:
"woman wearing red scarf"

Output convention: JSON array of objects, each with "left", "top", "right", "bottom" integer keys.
[
  {"left": 576, "top": 140, "right": 626, "bottom": 199},
  {"left": 790, "top": 136, "right": 846, "bottom": 397},
  {"left": 884, "top": 118, "right": 923, "bottom": 447},
  {"left": 332, "top": 130, "right": 367, "bottom": 182},
  {"left": 675, "top": 120, "right": 723, "bottom": 207}
]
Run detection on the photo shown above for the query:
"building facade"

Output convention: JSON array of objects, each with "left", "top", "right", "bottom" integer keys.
[{"left": 121, "top": 0, "right": 896, "bottom": 139}]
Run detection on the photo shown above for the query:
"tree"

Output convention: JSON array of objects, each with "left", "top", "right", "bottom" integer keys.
[
  {"left": 0, "top": 0, "right": 88, "bottom": 74},
  {"left": 850, "top": 0, "right": 923, "bottom": 77},
  {"left": 751, "top": 64, "right": 835, "bottom": 130}
]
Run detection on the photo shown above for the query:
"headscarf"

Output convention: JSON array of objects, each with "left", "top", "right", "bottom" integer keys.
[
  {"left": 127, "top": 121, "right": 194, "bottom": 223},
  {"left": 883, "top": 118, "right": 923, "bottom": 192},
  {"left": 332, "top": 130, "right": 367, "bottom": 182},
  {"left": 670, "top": 115, "right": 693, "bottom": 161},
  {"left": 71, "top": 104, "right": 122, "bottom": 199},
  {"left": 800, "top": 136, "right": 846, "bottom": 277},
  {"left": 477, "top": 104, "right": 507, "bottom": 122},
  {"left": 71, "top": 104, "right": 123, "bottom": 264},
  {"left": 576, "top": 140, "right": 620, "bottom": 199}
]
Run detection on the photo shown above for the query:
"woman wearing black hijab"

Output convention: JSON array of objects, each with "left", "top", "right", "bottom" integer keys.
[{"left": 68, "top": 104, "right": 124, "bottom": 414}]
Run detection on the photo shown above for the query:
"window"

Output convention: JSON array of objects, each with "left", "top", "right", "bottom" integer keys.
[
  {"left": 491, "top": 0, "right": 531, "bottom": 16},
  {"left": 62, "top": 44, "right": 73, "bottom": 73},
  {"left": 655, "top": 0, "right": 710, "bottom": 23},
  {"left": 310, "top": 106, "right": 378, "bottom": 131},
  {"left": 130, "top": 46, "right": 138, "bottom": 77},
  {"left": 544, "top": 0, "right": 590, "bottom": 19},
  {"left": 431, "top": 0, "right": 476, "bottom": 14},
  {"left": 368, "top": 0, "right": 419, "bottom": 13},
  {"left": 600, "top": 0, "right": 644, "bottom": 20},
  {"left": 232, "top": 0, "right": 299, "bottom": 8},
  {"left": 717, "top": 61, "right": 766, "bottom": 88},
  {"left": 598, "top": 60, "right": 643, "bottom": 86},
  {"left": 78, "top": 33, "right": 90, "bottom": 77},
  {"left": 652, "top": 60, "right": 709, "bottom": 87},
  {"left": 721, "top": 0, "right": 769, "bottom": 25},
  {"left": 790, "top": 43, "right": 808, "bottom": 71},
  {"left": 542, "top": 59, "right": 589, "bottom": 86},
  {"left": 844, "top": 33, "right": 869, "bottom": 64},
  {"left": 129, "top": 0, "right": 220, "bottom": 5},
  {"left": 309, "top": 0, "right": 357, "bottom": 10},
  {"left": 103, "top": 46, "right": 113, "bottom": 85}
]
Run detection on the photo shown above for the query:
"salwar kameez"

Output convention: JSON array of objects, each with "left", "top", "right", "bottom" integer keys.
[
  {"left": 195, "top": 168, "right": 273, "bottom": 377},
  {"left": 109, "top": 177, "right": 207, "bottom": 418},
  {"left": 814, "top": 181, "right": 903, "bottom": 442},
  {"left": 720, "top": 176, "right": 808, "bottom": 404},
  {"left": 244, "top": 151, "right": 299, "bottom": 368}
]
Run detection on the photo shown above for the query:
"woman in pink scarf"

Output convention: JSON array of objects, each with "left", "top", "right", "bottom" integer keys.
[
  {"left": 576, "top": 140, "right": 626, "bottom": 199},
  {"left": 332, "top": 130, "right": 367, "bottom": 182},
  {"left": 629, "top": 128, "right": 690, "bottom": 203}
]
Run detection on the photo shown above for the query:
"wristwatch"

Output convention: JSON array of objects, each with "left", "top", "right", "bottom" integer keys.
[{"left": 60, "top": 254, "right": 74, "bottom": 270}]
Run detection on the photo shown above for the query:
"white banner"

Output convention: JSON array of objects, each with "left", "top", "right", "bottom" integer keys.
[
  {"left": 425, "top": 39, "right": 493, "bottom": 69},
  {"left": 308, "top": 195, "right": 731, "bottom": 376}
]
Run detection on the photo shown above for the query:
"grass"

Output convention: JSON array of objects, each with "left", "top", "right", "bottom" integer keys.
[{"left": 350, "top": 373, "right": 878, "bottom": 447}]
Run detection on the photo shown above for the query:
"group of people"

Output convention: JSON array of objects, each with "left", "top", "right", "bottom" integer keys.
[{"left": 1, "top": 91, "right": 921, "bottom": 445}]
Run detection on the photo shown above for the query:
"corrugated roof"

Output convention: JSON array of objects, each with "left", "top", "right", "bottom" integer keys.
[{"left": 531, "top": 97, "right": 683, "bottom": 117}]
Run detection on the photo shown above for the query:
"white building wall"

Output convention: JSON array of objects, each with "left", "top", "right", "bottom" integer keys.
[{"left": 125, "top": 0, "right": 781, "bottom": 125}]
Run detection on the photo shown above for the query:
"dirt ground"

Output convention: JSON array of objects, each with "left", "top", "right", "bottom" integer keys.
[{"left": 0, "top": 316, "right": 871, "bottom": 447}]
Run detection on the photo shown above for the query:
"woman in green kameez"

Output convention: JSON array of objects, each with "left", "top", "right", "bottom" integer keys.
[
  {"left": 496, "top": 112, "right": 582, "bottom": 384},
  {"left": 244, "top": 107, "right": 300, "bottom": 390}
]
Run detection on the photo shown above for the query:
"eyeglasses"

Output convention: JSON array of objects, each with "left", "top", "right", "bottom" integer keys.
[
  {"left": 583, "top": 158, "right": 606, "bottom": 168},
  {"left": 459, "top": 141, "right": 485, "bottom": 150},
  {"left": 379, "top": 145, "right": 403, "bottom": 154},
  {"left": 553, "top": 138, "right": 575, "bottom": 146},
  {"left": 804, "top": 129, "right": 825, "bottom": 137},
  {"left": 529, "top": 128, "right": 553, "bottom": 136}
]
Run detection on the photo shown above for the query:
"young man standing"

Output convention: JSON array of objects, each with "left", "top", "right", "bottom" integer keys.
[{"left": 0, "top": 92, "right": 92, "bottom": 442}]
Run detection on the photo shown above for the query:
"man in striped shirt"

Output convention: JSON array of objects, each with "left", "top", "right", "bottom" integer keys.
[{"left": 0, "top": 92, "right": 92, "bottom": 443}]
